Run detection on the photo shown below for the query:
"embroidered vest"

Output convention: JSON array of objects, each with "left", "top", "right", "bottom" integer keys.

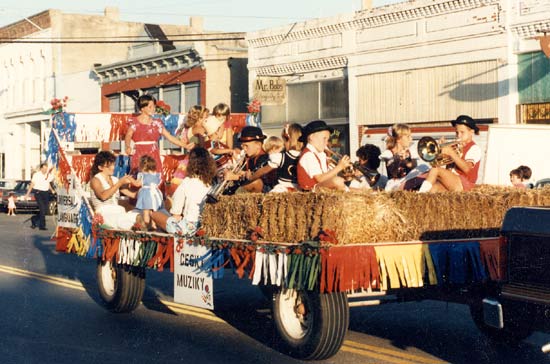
[
  {"left": 456, "top": 141, "right": 480, "bottom": 183},
  {"left": 297, "top": 147, "right": 328, "bottom": 191},
  {"left": 277, "top": 151, "right": 299, "bottom": 184}
]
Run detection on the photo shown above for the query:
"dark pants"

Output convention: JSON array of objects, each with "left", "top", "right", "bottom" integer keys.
[{"left": 32, "top": 190, "right": 49, "bottom": 229}]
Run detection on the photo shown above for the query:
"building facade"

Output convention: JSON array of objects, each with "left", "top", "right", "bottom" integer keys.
[
  {"left": 246, "top": 0, "right": 550, "bottom": 156},
  {"left": 0, "top": 7, "right": 247, "bottom": 179}
]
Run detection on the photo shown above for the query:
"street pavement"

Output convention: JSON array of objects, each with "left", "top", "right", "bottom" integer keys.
[{"left": 0, "top": 212, "right": 549, "bottom": 364}]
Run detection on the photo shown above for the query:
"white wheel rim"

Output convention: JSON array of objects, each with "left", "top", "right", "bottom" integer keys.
[
  {"left": 100, "top": 261, "right": 116, "bottom": 297},
  {"left": 277, "top": 289, "right": 312, "bottom": 340}
]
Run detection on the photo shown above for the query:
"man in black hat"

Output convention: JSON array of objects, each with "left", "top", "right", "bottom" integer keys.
[
  {"left": 297, "top": 120, "right": 352, "bottom": 191},
  {"left": 223, "top": 126, "right": 274, "bottom": 193},
  {"left": 418, "top": 115, "right": 482, "bottom": 193}
]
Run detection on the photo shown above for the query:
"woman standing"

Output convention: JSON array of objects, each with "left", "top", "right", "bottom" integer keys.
[{"left": 125, "top": 95, "right": 190, "bottom": 174}]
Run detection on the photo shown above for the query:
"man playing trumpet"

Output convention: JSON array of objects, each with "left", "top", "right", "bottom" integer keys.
[{"left": 418, "top": 115, "right": 481, "bottom": 193}]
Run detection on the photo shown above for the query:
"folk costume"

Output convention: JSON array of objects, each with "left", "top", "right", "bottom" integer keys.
[
  {"left": 297, "top": 120, "right": 334, "bottom": 191},
  {"left": 450, "top": 115, "right": 481, "bottom": 191},
  {"left": 297, "top": 144, "right": 329, "bottom": 191},
  {"left": 451, "top": 140, "right": 481, "bottom": 191},
  {"left": 269, "top": 150, "right": 301, "bottom": 192}
]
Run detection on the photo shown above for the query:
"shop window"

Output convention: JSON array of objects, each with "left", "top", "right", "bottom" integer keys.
[
  {"left": 321, "top": 79, "right": 348, "bottom": 119},
  {"left": 288, "top": 82, "right": 319, "bottom": 122}
]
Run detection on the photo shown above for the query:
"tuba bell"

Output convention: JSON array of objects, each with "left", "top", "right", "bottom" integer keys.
[{"left": 417, "top": 136, "right": 462, "bottom": 167}]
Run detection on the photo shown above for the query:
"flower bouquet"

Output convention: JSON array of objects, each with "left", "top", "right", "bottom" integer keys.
[
  {"left": 156, "top": 100, "right": 171, "bottom": 116},
  {"left": 246, "top": 99, "right": 261, "bottom": 127},
  {"left": 43, "top": 96, "right": 68, "bottom": 114}
]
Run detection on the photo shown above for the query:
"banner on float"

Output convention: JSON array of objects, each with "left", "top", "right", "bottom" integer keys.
[
  {"left": 56, "top": 175, "right": 81, "bottom": 228},
  {"left": 174, "top": 243, "right": 214, "bottom": 310}
]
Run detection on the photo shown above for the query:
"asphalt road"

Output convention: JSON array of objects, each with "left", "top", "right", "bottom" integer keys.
[{"left": 0, "top": 212, "right": 549, "bottom": 364}]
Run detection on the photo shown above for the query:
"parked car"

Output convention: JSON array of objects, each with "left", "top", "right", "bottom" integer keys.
[
  {"left": 0, "top": 180, "right": 57, "bottom": 215},
  {"left": 0, "top": 179, "right": 17, "bottom": 200}
]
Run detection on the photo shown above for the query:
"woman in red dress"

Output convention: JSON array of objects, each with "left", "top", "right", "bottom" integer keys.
[{"left": 125, "top": 95, "right": 191, "bottom": 174}]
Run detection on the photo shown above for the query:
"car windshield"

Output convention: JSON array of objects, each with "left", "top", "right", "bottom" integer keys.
[{"left": 13, "top": 181, "right": 30, "bottom": 192}]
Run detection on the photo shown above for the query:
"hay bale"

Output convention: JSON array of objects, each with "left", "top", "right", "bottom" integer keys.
[{"left": 201, "top": 187, "right": 550, "bottom": 244}]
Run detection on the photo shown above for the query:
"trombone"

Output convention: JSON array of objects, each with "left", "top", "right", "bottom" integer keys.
[{"left": 417, "top": 136, "right": 462, "bottom": 167}]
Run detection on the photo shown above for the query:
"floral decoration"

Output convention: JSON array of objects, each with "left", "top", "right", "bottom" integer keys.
[
  {"left": 44, "top": 96, "right": 68, "bottom": 114},
  {"left": 155, "top": 100, "right": 171, "bottom": 116},
  {"left": 246, "top": 99, "right": 261, "bottom": 116}
]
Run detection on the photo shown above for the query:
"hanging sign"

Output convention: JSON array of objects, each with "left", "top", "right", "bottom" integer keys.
[
  {"left": 56, "top": 174, "right": 81, "bottom": 228},
  {"left": 174, "top": 243, "right": 214, "bottom": 309},
  {"left": 253, "top": 77, "right": 286, "bottom": 105}
]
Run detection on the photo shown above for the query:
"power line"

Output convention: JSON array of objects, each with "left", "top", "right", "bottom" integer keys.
[
  {"left": 0, "top": 37, "right": 245, "bottom": 44},
  {"left": 0, "top": 32, "right": 244, "bottom": 40}
]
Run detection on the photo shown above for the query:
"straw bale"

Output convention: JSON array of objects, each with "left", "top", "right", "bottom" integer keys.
[{"left": 201, "top": 187, "right": 550, "bottom": 244}]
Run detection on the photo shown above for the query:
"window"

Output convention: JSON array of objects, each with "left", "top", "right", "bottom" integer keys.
[
  {"left": 184, "top": 82, "right": 200, "bottom": 112},
  {"left": 284, "top": 79, "right": 349, "bottom": 124},
  {"left": 163, "top": 85, "right": 181, "bottom": 114},
  {"left": 288, "top": 82, "right": 319, "bottom": 122},
  {"left": 143, "top": 87, "right": 159, "bottom": 101},
  {"left": 108, "top": 94, "right": 120, "bottom": 112},
  {"left": 321, "top": 79, "right": 348, "bottom": 119}
]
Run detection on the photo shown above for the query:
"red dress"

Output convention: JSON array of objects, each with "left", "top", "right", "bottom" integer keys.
[{"left": 128, "top": 116, "right": 164, "bottom": 173}]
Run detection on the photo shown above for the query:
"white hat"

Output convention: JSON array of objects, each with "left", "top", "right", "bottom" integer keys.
[{"left": 203, "top": 115, "right": 223, "bottom": 136}]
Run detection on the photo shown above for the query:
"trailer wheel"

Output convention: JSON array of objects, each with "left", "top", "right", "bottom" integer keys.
[
  {"left": 96, "top": 260, "right": 145, "bottom": 313},
  {"left": 273, "top": 289, "right": 349, "bottom": 360},
  {"left": 469, "top": 300, "right": 535, "bottom": 344}
]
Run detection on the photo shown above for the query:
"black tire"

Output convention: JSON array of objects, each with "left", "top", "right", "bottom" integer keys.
[
  {"left": 273, "top": 289, "right": 349, "bottom": 360},
  {"left": 469, "top": 300, "right": 535, "bottom": 344},
  {"left": 96, "top": 260, "right": 145, "bottom": 313},
  {"left": 47, "top": 200, "right": 57, "bottom": 216},
  {"left": 258, "top": 284, "right": 280, "bottom": 301}
]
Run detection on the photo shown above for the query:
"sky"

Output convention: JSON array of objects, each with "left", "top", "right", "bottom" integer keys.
[{"left": 0, "top": 0, "right": 402, "bottom": 33}]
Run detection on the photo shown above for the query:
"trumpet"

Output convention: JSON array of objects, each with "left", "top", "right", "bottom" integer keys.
[
  {"left": 417, "top": 136, "right": 462, "bottom": 167},
  {"left": 324, "top": 148, "right": 357, "bottom": 182},
  {"left": 206, "top": 151, "right": 247, "bottom": 203}
]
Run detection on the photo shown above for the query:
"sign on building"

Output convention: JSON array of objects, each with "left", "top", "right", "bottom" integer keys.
[{"left": 253, "top": 77, "right": 286, "bottom": 105}]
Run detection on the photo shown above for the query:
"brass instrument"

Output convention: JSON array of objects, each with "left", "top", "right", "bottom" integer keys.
[
  {"left": 352, "top": 161, "right": 381, "bottom": 187},
  {"left": 417, "top": 136, "right": 462, "bottom": 167},
  {"left": 206, "top": 152, "right": 247, "bottom": 203},
  {"left": 324, "top": 148, "right": 357, "bottom": 182}
]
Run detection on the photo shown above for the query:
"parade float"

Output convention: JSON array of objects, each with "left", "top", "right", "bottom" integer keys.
[{"left": 48, "top": 111, "right": 550, "bottom": 360}]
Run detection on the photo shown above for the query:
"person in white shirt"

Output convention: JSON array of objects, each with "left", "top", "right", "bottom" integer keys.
[
  {"left": 297, "top": 120, "right": 352, "bottom": 192},
  {"left": 26, "top": 162, "right": 54, "bottom": 230},
  {"left": 152, "top": 147, "right": 217, "bottom": 235}
]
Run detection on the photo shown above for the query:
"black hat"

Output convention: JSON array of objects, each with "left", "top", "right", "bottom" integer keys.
[
  {"left": 238, "top": 126, "right": 266, "bottom": 143},
  {"left": 452, "top": 115, "right": 479, "bottom": 133},
  {"left": 299, "top": 120, "right": 334, "bottom": 143}
]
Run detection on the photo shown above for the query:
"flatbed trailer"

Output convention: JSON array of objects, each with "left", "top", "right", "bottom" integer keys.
[{"left": 47, "top": 112, "right": 548, "bottom": 360}]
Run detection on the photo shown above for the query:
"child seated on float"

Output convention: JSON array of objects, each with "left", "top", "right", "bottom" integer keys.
[
  {"left": 297, "top": 120, "right": 352, "bottom": 192},
  {"left": 263, "top": 136, "right": 285, "bottom": 154},
  {"left": 203, "top": 115, "right": 239, "bottom": 166},
  {"left": 151, "top": 147, "right": 217, "bottom": 235},
  {"left": 247, "top": 123, "right": 303, "bottom": 193}
]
